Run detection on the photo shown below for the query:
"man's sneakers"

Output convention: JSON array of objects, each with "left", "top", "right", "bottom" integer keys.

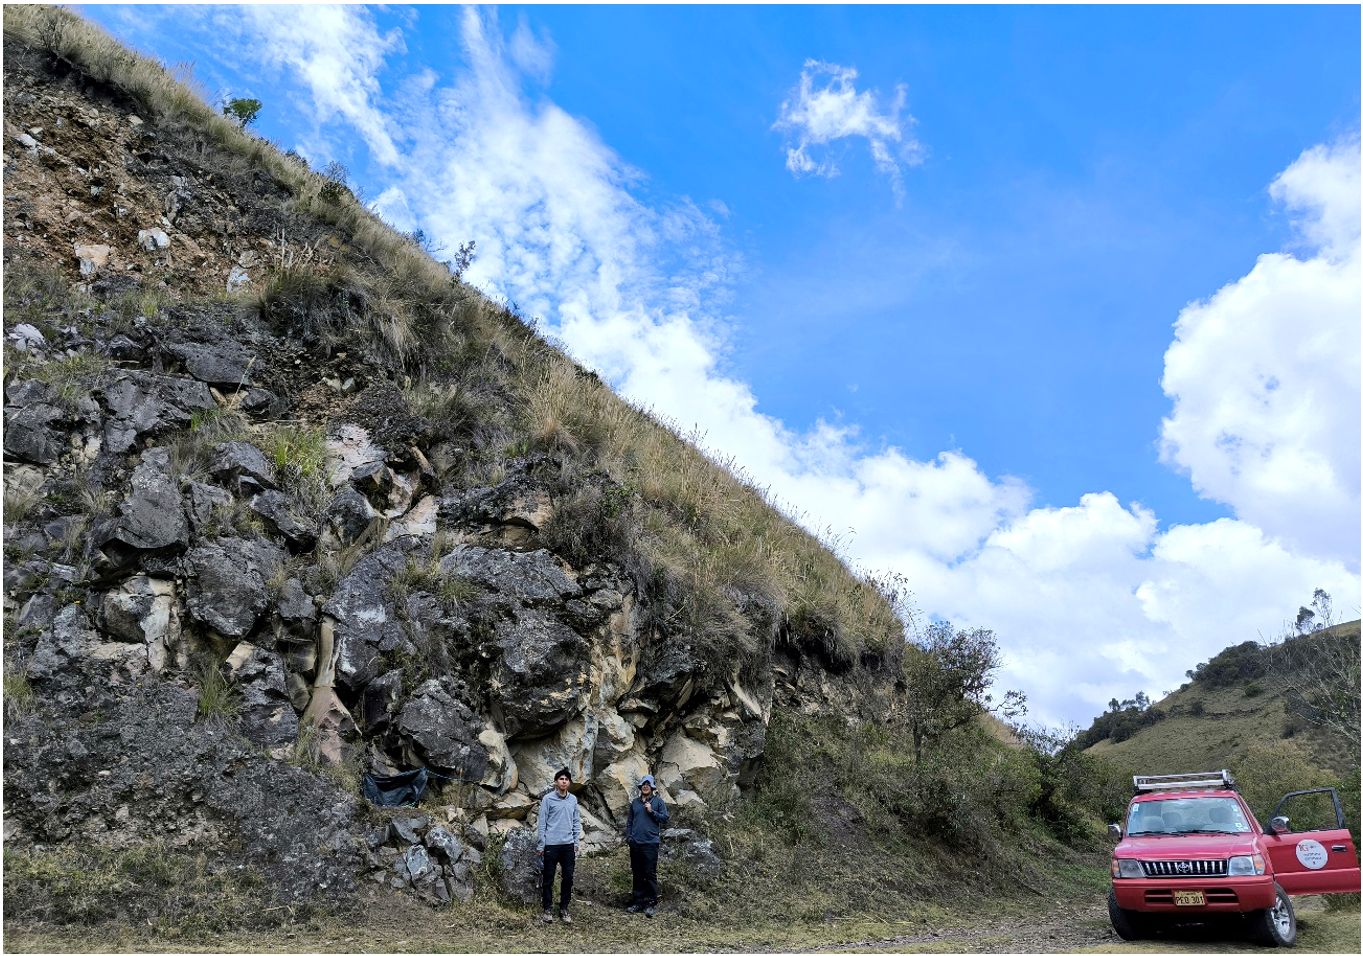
[
  {"left": 625, "top": 903, "right": 643, "bottom": 914},
  {"left": 541, "top": 910, "right": 554, "bottom": 924},
  {"left": 644, "top": 905, "right": 657, "bottom": 918},
  {"left": 560, "top": 910, "right": 573, "bottom": 924}
]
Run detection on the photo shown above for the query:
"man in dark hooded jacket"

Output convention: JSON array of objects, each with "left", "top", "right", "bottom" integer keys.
[{"left": 623, "top": 773, "right": 670, "bottom": 916}]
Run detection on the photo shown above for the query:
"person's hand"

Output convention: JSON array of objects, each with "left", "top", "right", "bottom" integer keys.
[
  {"left": 537, "top": 849, "right": 544, "bottom": 857},
  {"left": 644, "top": 798, "right": 654, "bottom": 814}
]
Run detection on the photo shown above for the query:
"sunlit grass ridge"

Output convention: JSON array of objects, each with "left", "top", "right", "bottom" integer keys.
[{"left": 3, "top": 5, "right": 905, "bottom": 668}]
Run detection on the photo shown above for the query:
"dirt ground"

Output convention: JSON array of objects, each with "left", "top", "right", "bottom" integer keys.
[{"left": 6, "top": 893, "right": 1357, "bottom": 954}]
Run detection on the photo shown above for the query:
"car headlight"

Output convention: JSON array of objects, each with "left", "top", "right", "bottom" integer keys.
[
  {"left": 1227, "top": 853, "right": 1266, "bottom": 876},
  {"left": 1111, "top": 858, "right": 1145, "bottom": 879}
]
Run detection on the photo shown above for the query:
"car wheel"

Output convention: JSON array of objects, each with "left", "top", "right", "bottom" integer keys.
[
  {"left": 1249, "top": 884, "right": 1297, "bottom": 947},
  {"left": 1107, "top": 889, "right": 1150, "bottom": 941}
]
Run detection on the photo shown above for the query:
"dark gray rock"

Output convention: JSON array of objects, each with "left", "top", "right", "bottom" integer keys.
[
  {"left": 424, "top": 825, "right": 465, "bottom": 864},
  {"left": 660, "top": 827, "right": 723, "bottom": 879},
  {"left": 211, "top": 441, "right": 277, "bottom": 494},
  {"left": 361, "top": 669, "right": 403, "bottom": 734},
  {"left": 3, "top": 394, "right": 67, "bottom": 464},
  {"left": 239, "top": 387, "right": 279, "bottom": 413},
  {"left": 97, "top": 447, "right": 189, "bottom": 559},
  {"left": 389, "top": 815, "right": 428, "bottom": 845},
  {"left": 26, "top": 605, "right": 99, "bottom": 680},
  {"left": 184, "top": 537, "right": 284, "bottom": 637},
  {"left": 101, "top": 370, "right": 215, "bottom": 453},
  {"left": 276, "top": 577, "right": 316, "bottom": 623},
  {"left": 325, "top": 488, "right": 377, "bottom": 544},
  {"left": 442, "top": 546, "right": 579, "bottom": 603},
  {"left": 323, "top": 547, "right": 409, "bottom": 690},
  {"left": 165, "top": 340, "right": 254, "bottom": 386},
  {"left": 3, "top": 679, "right": 363, "bottom": 905},
  {"left": 489, "top": 606, "right": 589, "bottom": 737},
  {"left": 403, "top": 844, "right": 437, "bottom": 883},
  {"left": 227, "top": 644, "right": 299, "bottom": 747},
  {"left": 185, "top": 480, "right": 232, "bottom": 530},
  {"left": 497, "top": 827, "right": 543, "bottom": 907},
  {"left": 250, "top": 490, "right": 319, "bottom": 551},
  {"left": 396, "top": 679, "right": 491, "bottom": 782}
]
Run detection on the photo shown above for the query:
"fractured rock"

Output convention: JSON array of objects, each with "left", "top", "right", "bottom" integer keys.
[
  {"left": 101, "top": 574, "right": 180, "bottom": 672},
  {"left": 225, "top": 643, "right": 299, "bottom": 747},
  {"left": 102, "top": 370, "right": 215, "bottom": 453},
  {"left": 249, "top": 490, "right": 319, "bottom": 551},
  {"left": 210, "top": 441, "right": 277, "bottom": 494},
  {"left": 98, "top": 447, "right": 189, "bottom": 558},
  {"left": 184, "top": 536, "right": 284, "bottom": 638}
]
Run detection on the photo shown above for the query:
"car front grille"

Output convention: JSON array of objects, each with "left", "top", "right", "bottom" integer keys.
[{"left": 1141, "top": 859, "right": 1228, "bottom": 878}]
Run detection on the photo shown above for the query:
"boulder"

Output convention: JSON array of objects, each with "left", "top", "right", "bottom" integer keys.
[
  {"left": 249, "top": 490, "right": 319, "bottom": 551},
  {"left": 487, "top": 605, "right": 590, "bottom": 738},
  {"left": 497, "top": 827, "right": 543, "bottom": 907},
  {"left": 165, "top": 340, "right": 254, "bottom": 387},
  {"left": 323, "top": 489, "right": 378, "bottom": 545},
  {"left": 100, "top": 575, "right": 180, "bottom": 672},
  {"left": 101, "top": 370, "right": 215, "bottom": 453},
  {"left": 322, "top": 547, "right": 409, "bottom": 690},
  {"left": 5, "top": 323, "right": 46, "bottom": 352},
  {"left": 185, "top": 481, "right": 232, "bottom": 531},
  {"left": 423, "top": 825, "right": 465, "bottom": 864},
  {"left": 3, "top": 394, "right": 68, "bottom": 464},
  {"left": 325, "top": 424, "right": 386, "bottom": 488},
  {"left": 359, "top": 669, "right": 403, "bottom": 734},
  {"left": 137, "top": 228, "right": 171, "bottom": 251},
  {"left": 660, "top": 827, "right": 723, "bottom": 879},
  {"left": 98, "top": 448, "right": 189, "bottom": 558},
  {"left": 227, "top": 265, "right": 251, "bottom": 292},
  {"left": 300, "top": 685, "right": 356, "bottom": 766},
  {"left": 442, "top": 546, "right": 579, "bottom": 603},
  {"left": 396, "top": 679, "right": 496, "bottom": 785},
  {"left": 225, "top": 643, "right": 299, "bottom": 747},
  {"left": 384, "top": 494, "right": 437, "bottom": 541},
  {"left": 210, "top": 441, "right": 277, "bottom": 494},
  {"left": 74, "top": 242, "right": 112, "bottom": 276},
  {"left": 27, "top": 604, "right": 143, "bottom": 680},
  {"left": 184, "top": 537, "right": 284, "bottom": 638},
  {"left": 488, "top": 791, "right": 534, "bottom": 821}
]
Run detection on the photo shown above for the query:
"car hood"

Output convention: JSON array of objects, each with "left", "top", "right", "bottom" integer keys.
[{"left": 1117, "top": 833, "right": 1258, "bottom": 858}]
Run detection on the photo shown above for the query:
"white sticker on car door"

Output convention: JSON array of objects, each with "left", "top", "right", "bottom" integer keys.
[{"left": 1295, "top": 838, "right": 1328, "bottom": 870}]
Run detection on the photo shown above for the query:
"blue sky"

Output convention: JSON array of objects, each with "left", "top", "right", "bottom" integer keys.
[{"left": 81, "top": 4, "right": 1361, "bottom": 725}]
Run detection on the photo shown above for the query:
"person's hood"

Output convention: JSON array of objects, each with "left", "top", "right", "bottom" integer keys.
[{"left": 638, "top": 774, "right": 656, "bottom": 789}]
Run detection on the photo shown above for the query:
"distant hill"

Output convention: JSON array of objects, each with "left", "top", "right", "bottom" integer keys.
[{"left": 1079, "top": 621, "right": 1360, "bottom": 818}]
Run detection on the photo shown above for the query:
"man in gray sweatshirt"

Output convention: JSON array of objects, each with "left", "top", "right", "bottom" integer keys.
[{"left": 536, "top": 768, "right": 584, "bottom": 923}]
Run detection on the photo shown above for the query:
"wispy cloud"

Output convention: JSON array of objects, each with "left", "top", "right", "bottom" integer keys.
[{"left": 773, "top": 59, "right": 921, "bottom": 200}]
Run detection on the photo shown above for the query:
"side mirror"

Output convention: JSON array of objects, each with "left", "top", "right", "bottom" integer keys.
[
  {"left": 1108, "top": 823, "right": 1123, "bottom": 841},
  {"left": 1270, "top": 816, "right": 1290, "bottom": 835}
]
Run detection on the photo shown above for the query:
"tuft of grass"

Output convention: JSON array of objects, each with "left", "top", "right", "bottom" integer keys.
[
  {"left": 25, "top": 353, "right": 110, "bottom": 409},
  {"left": 3, "top": 485, "right": 42, "bottom": 524},
  {"left": 194, "top": 661, "right": 240, "bottom": 725},
  {"left": 4, "top": 671, "right": 36, "bottom": 718}
]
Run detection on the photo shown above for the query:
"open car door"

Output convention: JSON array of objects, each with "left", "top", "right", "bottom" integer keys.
[{"left": 1263, "top": 787, "right": 1361, "bottom": 895}]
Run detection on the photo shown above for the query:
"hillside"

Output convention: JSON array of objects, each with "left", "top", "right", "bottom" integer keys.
[
  {"left": 1082, "top": 620, "right": 1361, "bottom": 822},
  {"left": 1, "top": 8, "right": 1125, "bottom": 950}
]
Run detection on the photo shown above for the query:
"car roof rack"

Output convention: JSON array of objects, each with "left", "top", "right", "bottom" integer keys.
[{"left": 1133, "top": 770, "right": 1237, "bottom": 793}]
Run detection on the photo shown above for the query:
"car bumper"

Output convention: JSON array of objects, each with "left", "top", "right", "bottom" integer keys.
[{"left": 1112, "top": 877, "right": 1276, "bottom": 913}]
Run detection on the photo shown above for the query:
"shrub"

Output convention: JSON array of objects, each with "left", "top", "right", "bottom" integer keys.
[
  {"left": 222, "top": 96, "right": 261, "bottom": 129},
  {"left": 1232, "top": 738, "right": 1337, "bottom": 823}
]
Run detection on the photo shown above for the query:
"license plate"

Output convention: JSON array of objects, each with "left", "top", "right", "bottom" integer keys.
[{"left": 1173, "top": 891, "right": 1206, "bottom": 907}]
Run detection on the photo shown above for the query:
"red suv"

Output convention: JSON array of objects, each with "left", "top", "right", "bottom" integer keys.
[{"left": 1108, "top": 770, "right": 1360, "bottom": 946}]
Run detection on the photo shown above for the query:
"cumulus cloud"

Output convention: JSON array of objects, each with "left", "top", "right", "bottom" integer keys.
[
  {"left": 162, "top": 7, "right": 1357, "bottom": 726},
  {"left": 1159, "top": 137, "right": 1361, "bottom": 566},
  {"left": 773, "top": 59, "right": 920, "bottom": 198}
]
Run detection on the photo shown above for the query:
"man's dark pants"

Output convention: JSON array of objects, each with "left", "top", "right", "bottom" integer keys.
[
  {"left": 542, "top": 843, "right": 576, "bottom": 911},
  {"left": 628, "top": 841, "right": 659, "bottom": 906}
]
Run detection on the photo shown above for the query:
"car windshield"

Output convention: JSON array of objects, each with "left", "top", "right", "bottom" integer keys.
[{"left": 1127, "top": 797, "right": 1252, "bottom": 835}]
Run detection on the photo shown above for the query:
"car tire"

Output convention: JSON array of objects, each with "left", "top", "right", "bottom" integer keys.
[
  {"left": 1249, "top": 884, "right": 1297, "bottom": 947},
  {"left": 1108, "top": 889, "right": 1150, "bottom": 941}
]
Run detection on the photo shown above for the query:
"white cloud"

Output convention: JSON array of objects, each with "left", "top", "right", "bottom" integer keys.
[
  {"left": 241, "top": 4, "right": 404, "bottom": 167},
  {"left": 773, "top": 59, "right": 920, "bottom": 199},
  {"left": 202, "top": 8, "right": 1357, "bottom": 727},
  {"left": 1159, "top": 137, "right": 1360, "bottom": 567}
]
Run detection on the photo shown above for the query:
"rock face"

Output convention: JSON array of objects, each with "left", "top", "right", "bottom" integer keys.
[{"left": 1, "top": 23, "right": 898, "bottom": 919}]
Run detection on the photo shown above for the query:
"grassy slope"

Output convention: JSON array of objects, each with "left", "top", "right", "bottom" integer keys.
[{"left": 1085, "top": 621, "right": 1360, "bottom": 779}]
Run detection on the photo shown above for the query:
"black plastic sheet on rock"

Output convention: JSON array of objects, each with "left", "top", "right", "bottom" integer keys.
[{"left": 361, "top": 768, "right": 452, "bottom": 807}]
